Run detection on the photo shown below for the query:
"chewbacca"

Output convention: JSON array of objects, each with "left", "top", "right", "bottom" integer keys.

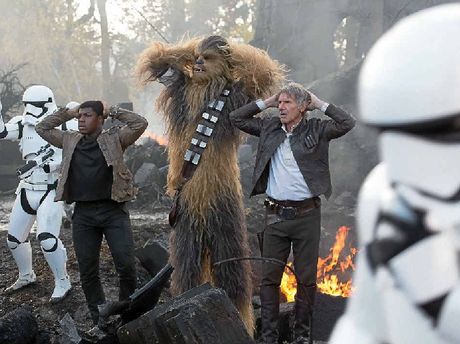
[{"left": 136, "top": 35, "right": 283, "bottom": 333}]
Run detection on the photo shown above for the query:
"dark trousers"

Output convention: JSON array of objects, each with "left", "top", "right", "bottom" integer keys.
[
  {"left": 260, "top": 206, "right": 321, "bottom": 343},
  {"left": 72, "top": 200, "right": 137, "bottom": 324}
]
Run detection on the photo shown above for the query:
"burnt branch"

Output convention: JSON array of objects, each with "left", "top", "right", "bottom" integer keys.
[{"left": 0, "top": 63, "right": 27, "bottom": 118}]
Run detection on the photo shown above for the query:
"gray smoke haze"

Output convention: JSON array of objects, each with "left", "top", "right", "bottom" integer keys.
[{"left": 0, "top": 0, "right": 456, "bottom": 201}]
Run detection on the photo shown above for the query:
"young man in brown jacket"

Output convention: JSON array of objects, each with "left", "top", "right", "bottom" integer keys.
[{"left": 36, "top": 101, "right": 148, "bottom": 325}]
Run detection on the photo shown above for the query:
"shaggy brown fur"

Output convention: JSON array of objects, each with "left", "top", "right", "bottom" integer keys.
[{"left": 136, "top": 36, "right": 283, "bottom": 334}]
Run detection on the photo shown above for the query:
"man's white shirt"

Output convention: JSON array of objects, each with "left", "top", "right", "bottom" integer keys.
[{"left": 266, "top": 128, "right": 314, "bottom": 201}]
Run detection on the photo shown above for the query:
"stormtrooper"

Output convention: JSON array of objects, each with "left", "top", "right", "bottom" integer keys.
[
  {"left": 0, "top": 85, "right": 71, "bottom": 302},
  {"left": 330, "top": 4, "right": 460, "bottom": 344}
]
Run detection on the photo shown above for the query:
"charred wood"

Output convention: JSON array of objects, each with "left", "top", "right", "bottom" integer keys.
[
  {"left": 117, "top": 283, "right": 254, "bottom": 344},
  {"left": 134, "top": 240, "right": 169, "bottom": 278},
  {"left": 0, "top": 306, "right": 38, "bottom": 344}
]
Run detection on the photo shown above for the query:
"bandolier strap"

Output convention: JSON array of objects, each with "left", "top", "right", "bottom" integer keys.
[{"left": 180, "top": 87, "right": 231, "bottom": 181}]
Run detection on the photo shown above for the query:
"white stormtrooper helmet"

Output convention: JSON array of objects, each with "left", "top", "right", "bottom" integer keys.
[
  {"left": 359, "top": 4, "right": 460, "bottom": 200},
  {"left": 65, "top": 101, "right": 80, "bottom": 110},
  {"left": 22, "top": 85, "right": 57, "bottom": 126},
  {"left": 64, "top": 101, "right": 80, "bottom": 131}
]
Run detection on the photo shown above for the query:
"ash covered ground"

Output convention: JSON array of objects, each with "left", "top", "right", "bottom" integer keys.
[{"left": 0, "top": 194, "right": 172, "bottom": 342}]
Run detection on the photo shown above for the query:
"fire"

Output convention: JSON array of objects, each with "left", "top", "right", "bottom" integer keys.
[
  {"left": 280, "top": 226, "right": 357, "bottom": 301},
  {"left": 142, "top": 130, "right": 168, "bottom": 146}
]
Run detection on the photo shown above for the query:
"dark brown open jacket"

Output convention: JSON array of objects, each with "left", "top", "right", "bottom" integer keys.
[
  {"left": 36, "top": 108, "right": 148, "bottom": 202},
  {"left": 229, "top": 102, "right": 355, "bottom": 198}
]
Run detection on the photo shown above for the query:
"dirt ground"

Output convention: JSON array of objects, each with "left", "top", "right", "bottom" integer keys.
[{"left": 0, "top": 194, "right": 172, "bottom": 342}]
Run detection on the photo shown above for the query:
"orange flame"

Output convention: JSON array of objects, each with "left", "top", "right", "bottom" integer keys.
[
  {"left": 142, "top": 131, "right": 168, "bottom": 146},
  {"left": 280, "top": 226, "right": 357, "bottom": 301}
]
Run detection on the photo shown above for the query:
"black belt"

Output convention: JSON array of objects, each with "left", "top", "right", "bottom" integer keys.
[{"left": 264, "top": 196, "right": 320, "bottom": 220}]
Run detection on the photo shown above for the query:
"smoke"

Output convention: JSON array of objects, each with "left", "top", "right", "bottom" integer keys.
[{"left": 132, "top": 83, "right": 166, "bottom": 138}]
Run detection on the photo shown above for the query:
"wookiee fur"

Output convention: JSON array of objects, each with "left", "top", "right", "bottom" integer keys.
[{"left": 136, "top": 36, "right": 283, "bottom": 334}]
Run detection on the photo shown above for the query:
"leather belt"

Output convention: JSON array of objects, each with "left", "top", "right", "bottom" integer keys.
[{"left": 264, "top": 196, "right": 320, "bottom": 220}]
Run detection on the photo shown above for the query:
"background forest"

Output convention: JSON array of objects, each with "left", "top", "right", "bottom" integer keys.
[{"left": 0, "top": 0, "right": 456, "bottom": 195}]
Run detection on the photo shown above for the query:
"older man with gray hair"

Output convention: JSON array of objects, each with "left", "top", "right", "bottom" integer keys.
[{"left": 230, "top": 82, "right": 355, "bottom": 343}]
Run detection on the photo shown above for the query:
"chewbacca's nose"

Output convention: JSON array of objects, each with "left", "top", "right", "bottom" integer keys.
[{"left": 196, "top": 57, "right": 204, "bottom": 64}]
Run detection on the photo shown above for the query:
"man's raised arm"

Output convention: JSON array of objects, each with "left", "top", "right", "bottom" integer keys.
[
  {"left": 36, "top": 108, "right": 77, "bottom": 148},
  {"left": 229, "top": 94, "right": 278, "bottom": 137}
]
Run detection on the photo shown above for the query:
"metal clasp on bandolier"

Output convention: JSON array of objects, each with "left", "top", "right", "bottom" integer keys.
[
  {"left": 191, "top": 138, "right": 207, "bottom": 148},
  {"left": 202, "top": 112, "right": 218, "bottom": 123},
  {"left": 184, "top": 149, "right": 201, "bottom": 165},
  {"left": 208, "top": 99, "right": 225, "bottom": 111},
  {"left": 196, "top": 124, "right": 213, "bottom": 137}
]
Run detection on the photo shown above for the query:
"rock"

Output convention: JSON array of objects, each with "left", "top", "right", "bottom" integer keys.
[
  {"left": 134, "top": 162, "right": 160, "bottom": 188},
  {"left": 117, "top": 283, "right": 254, "bottom": 344},
  {"left": 135, "top": 240, "right": 169, "bottom": 278},
  {"left": 0, "top": 306, "right": 38, "bottom": 344},
  {"left": 59, "top": 313, "right": 82, "bottom": 344}
]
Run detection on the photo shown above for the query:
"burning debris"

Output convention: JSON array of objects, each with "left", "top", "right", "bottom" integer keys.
[
  {"left": 266, "top": 226, "right": 357, "bottom": 342},
  {"left": 281, "top": 226, "right": 357, "bottom": 301},
  {"left": 317, "top": 226, "right": 357, "bottom": 297},
  {"left": 141, "top": 130, "right": 168, "bottom": 146}
]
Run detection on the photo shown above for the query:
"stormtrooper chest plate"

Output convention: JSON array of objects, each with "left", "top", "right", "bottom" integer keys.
[{"left": 20, "top": 125, "right": 49, "bottom": 160}]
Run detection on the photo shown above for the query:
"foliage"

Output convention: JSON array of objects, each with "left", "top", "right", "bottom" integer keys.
[{"left": 0, "top": 0, "right": 256, "bottom": 106}]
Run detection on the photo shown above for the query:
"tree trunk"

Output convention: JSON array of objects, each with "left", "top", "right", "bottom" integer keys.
[
  {"left": 252, "top": 0, "right": 346, "bottom": 83},
  {"left": 97, "top": 0, "right": 111, "bottom": 101}
]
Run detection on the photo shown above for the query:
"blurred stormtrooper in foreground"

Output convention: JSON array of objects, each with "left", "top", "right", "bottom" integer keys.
[
  {"left": 330, "top": 4, "right": 460, "bottom": 344},
  {"left": 0, "top": 85, "right": 71, "bottom": 302}
]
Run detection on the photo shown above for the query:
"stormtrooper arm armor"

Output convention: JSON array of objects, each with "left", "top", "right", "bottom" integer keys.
[
  {"left": 43, "top": 148, "right": 62, "bottom": 174},
  {"left": 0, "top": 114, "right": 24, "bottom": 141}
]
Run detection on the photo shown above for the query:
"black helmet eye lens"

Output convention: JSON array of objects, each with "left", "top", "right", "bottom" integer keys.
[{"left": 23, "top": 101, "right": 47, "bottom": 108}]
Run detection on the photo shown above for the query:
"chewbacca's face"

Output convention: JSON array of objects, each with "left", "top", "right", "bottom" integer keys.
[{"left": 192, "top": 37, "right": 231, "bottom": 84}]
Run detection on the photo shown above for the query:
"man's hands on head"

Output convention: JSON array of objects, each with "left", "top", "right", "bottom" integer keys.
[
  {"left": 101, "top": 101, "right": 111, "bottom": 119},
  {"left": 67, "top": 106, "right": 80, "bottom": 118},
  {"left": 263, "top": 94, "right": 279, "bottom": 108},
  {"left": 306, "top": 90, "right": 327, "bottom": 111},
  {"left": 108, "top": 105, "right": 120, "bottom": 118},
  {"left": 261, "top": 89, "right": 328, "bottom": 112}
]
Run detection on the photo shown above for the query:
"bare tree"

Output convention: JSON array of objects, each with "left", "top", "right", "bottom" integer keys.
[
  {"left": 0, "top": 64, "right": 27, "bottom": 118},
  {"left": 97, "top": 0, "right": 112, "bottom": 101}
]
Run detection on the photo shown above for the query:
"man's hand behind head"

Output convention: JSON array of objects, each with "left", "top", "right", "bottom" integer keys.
[{"left": 306, "top": 90, "right": 326, "bottom": 111}]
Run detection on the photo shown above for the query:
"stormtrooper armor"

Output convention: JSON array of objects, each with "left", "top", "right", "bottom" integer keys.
[
  {"left": 330, "top": 4, "right": 460, "bottom": 344},
  {"left": 0, "top": 85, "right": 71, "bottom": 302}
]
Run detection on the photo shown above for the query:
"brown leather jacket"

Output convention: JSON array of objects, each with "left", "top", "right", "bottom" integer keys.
[
  {"left": 230, "top": 101, "right": 355, "bottom": 198},
  {"left": 36, "top": 108, "right": 148, "bottom": 202}
]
